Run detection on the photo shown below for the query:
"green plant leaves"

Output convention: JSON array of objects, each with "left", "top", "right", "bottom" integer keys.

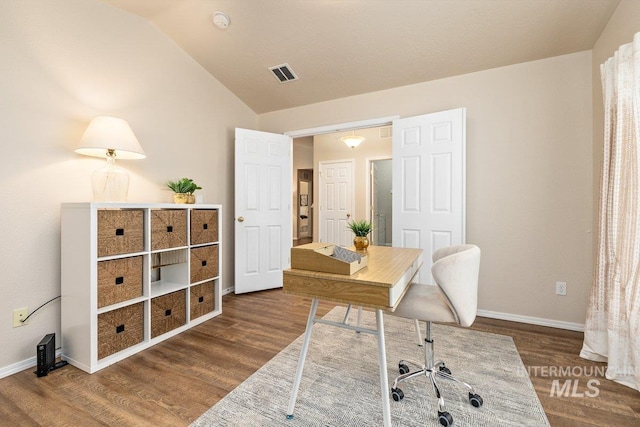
[
  {"left": 347, "top": 219, "right": 372, "bottom": 237},
  {"left": 166, "top": 178, "right": 202, "bottom": 194}
]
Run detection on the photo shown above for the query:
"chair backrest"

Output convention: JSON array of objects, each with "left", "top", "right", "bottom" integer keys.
[{"left": 431, "top": 244, "right": 481, "bottom": 327}]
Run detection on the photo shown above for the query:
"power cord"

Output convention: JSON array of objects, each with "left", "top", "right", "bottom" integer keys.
[{"left": 21, "top": 296, "right": 61, "bottom": 323}]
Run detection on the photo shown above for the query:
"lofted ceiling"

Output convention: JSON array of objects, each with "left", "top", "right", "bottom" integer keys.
[{"left": 102, "top": 0, "right": 619, "bottom": 114}]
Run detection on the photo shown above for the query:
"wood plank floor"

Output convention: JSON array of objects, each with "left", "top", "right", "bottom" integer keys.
[{"left": 0, "top": 289, "right": 638, "bottom": 426}]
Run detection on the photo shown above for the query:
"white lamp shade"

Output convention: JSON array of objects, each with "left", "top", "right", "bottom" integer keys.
[
  {"left": 76, "top": 116, "right": 146, "bottom": 159},
  {"left": 341, "top": 135, "right": 365, "bottom": 148}
]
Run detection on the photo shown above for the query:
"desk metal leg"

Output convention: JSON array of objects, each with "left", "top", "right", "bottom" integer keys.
[
  {"left": 343, "top": 304, "right": 353, "bottom": 323},
  {"left": 376, "top": 309, "right": 392, "bottom": 427},
  {"left": 286, "top": 298, "right": 319, "bottom": 419}
]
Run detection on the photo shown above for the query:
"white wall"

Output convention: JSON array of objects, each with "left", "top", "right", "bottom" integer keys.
[
  {"left": 259, "top": 51, "right": 593, "bottom": 326},
  {"left": 0, "top": 0, "right": 256, "bottom": 373}
]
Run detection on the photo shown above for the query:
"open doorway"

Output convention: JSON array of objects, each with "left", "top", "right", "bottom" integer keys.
[
  {"left": 292, "top": 136, "right": 314, "bottom": 246},
  {"left": 292, "top": 123, "right": 394, "bottom": 246},
  {"left": 297, "top": 169, "right": 313, "bottom": 246},
  {"left": 369, "top": 158, "right": 392, "bottom": 246}
]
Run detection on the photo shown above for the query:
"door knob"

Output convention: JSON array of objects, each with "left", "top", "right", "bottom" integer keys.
[
  {"left": 237, "top": 216, "right": 245, "bottom": 222},
  {"left": 346, "top": 213, "right": 351, "bottom": 218}
]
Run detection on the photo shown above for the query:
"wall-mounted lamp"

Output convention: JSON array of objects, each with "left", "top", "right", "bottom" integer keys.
[
  {"left": 341, "top": 131, "right": 365, "bottom": 149},
  {"left": 75, "top": 116, "right": 145, "bottom": 202}
]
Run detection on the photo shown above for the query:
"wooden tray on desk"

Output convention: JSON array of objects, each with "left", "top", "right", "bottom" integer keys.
[{"left": 291, "top": 243, "right": 367, "bottom": 275}]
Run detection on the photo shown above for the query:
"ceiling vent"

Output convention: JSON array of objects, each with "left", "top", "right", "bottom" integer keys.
[{"left": 269, "top": 63, "right": 298, "bottom": 83}]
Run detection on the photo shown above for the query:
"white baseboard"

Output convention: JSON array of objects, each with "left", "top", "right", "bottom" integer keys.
[
  {"left": 477, "top": 309, "right": 584, "bottom": 332},
  {"left": 0, "top": 357, "right": 35, "bottom": 379},
  {"left": 0, "top": 349, "right": 63, "bottom": 379}
]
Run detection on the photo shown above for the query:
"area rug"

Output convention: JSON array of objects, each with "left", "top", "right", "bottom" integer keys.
[{"left": 192, "top": 307, "right": 550, "bottom": 426}]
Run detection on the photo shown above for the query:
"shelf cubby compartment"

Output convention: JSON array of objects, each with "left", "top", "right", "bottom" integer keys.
[
  {"left": 190, "top": 209, "right": 219, "bottom": 245},
  {"left": 190, "top": 244, "right": 219, "bottom": 284},
  {"left": 97, "top": 255, "right": 144, "bottom": 309},
  {"left": 97, "top": 301, "right": 144, "bottom": 360},
  {"left": 97, "top": 209, "right": 144, "bottom": 257},
  {"left": 151, "top": 209, "right": 187, "bottom": 251},
  {"left": 150, "top": 249, "right": 188, "bottom": 297},
  {"left": 151, "top": 290, "right": 187, "bottom": 338},
  {"left": 190, "top": 280, "right": 216, "bottom": 320}
]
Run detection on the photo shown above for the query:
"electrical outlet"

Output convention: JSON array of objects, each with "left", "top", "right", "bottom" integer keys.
[
  {"left": 556, "top": 281, "right": 567, "bottom": 296},
  {"left": 13, "top": 307, "right": 28, "bottom": 327}
]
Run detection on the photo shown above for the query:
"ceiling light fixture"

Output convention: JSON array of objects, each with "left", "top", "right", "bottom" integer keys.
[
  {"left": 341, "top": 132, "right": 365, "bottom": 149},
  {"left": 212, "top": 11, "right": 230, "bottom": 29}
]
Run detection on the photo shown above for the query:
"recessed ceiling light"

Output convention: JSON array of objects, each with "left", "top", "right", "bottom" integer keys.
[{"left": 212, "top": 11, "right": 230, "bottom": 29}]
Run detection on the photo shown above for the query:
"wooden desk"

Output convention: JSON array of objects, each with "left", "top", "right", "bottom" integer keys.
[{"left": 283, "top": 246, "right": 423, "bottom": 427}]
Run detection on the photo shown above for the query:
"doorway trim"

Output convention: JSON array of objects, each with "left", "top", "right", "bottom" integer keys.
[{"left": 285, "top": 116, "right": 399, "bottom": 138}]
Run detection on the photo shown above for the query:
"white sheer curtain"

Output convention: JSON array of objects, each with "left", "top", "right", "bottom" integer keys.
[{"left": 580, "top": 32, "right": 640, "bottom": 392}]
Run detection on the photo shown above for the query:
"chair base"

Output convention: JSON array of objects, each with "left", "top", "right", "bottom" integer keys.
[{"left": 390, "top": 323, "right": 483, "bottom": 426}]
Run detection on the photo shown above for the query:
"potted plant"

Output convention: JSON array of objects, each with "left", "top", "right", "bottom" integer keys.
[
  {"left": 347, "top": 219, "right": 372, "bottom": 251},
  {"left": 166, "top": 178, "right": 202, "bottom": 204}
]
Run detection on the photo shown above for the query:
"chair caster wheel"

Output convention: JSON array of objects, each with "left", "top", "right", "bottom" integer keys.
[
  {"left": 438, "top": 411, "right": 453, "bottom": 426},
  {"left": 439, "top": 365, "right": 451, "bottom": 375},
  {"left": 398, "top": 362, "right": 410, "bottom": 375},
  {"left": 469, "top": 392, "right": 483, "bottom": 407},
  {"left": 391, "top": 387, "right": 404, "bottom": 401}
]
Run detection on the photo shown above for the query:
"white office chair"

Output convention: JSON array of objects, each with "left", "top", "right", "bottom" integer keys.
[{"left": 387, "top": 244, "right": 482, "bottom": 427}]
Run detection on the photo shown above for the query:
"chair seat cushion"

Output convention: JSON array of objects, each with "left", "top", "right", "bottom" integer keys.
[{"left": 389, "top": 283, "right": 457, "bottom": 324}]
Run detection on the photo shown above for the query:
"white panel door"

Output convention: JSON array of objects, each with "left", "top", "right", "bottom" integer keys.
[
  {"left": 235, "top": 128, "right": 292, "bottom": 294},
  {"left": 392, "top": 108, "right": 466, "bottom": 284},
  {"left": 319, "top": 160, "right": 354, "bottom": 246}
]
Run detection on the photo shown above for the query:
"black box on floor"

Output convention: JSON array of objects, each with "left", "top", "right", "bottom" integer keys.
[{"left": 36, "top": 333, "right": 55, "bottom": 377}]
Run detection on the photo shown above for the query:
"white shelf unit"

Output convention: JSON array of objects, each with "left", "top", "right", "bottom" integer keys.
[{"left": 61, "top": 202, "right": 222, "bottom": 373}]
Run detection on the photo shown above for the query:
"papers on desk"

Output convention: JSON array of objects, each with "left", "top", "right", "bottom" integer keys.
[
  {"left": 332, "top": 246, "right": 363, "bottom": 264},
  {"left": 291, "top": 243, "right": 368, "bottom": 275}
]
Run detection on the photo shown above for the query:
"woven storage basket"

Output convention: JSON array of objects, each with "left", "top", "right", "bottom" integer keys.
[
  {"left": 151, "top": 290, "right": 186, "bottom": 338},
  {"left": 190, "top": 209, "right": 218, "bottom": 245},
  {"left": 151, "top": 210, "right": 187, "bottom": 251},
  {"left": 190, "top": 245, "right": 219, "bottom": 283},
  {"left": 97, "top": 302, "right": 144, "bottom": 359},
  {"left": 97, "top": 256, "right": 143, "bottom": 308},
  {"left": 190, "top": 281, "right": 215, "bottom": 320},
  {"left": 97, "top": 210, "right": 144, "bottom": 257}
]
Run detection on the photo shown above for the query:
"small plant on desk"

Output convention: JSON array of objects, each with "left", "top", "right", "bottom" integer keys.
[{"left": 347, "top": 219, "right": 372, "bottom": 251}]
